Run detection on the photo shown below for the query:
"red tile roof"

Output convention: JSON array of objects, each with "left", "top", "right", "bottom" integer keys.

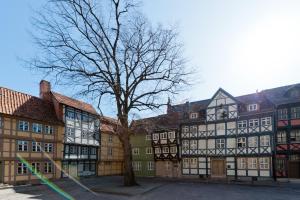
[
  {"left": 0, "top": 87, "right": 62, "bottom": 124},
  {"left": 52, "top": 92, "right": 98, "bottom": 115},
  {"left": 100, "top": 116, "right": 119, "bottom": 134}
]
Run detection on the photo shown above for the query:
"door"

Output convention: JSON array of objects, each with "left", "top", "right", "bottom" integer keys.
[
  {"left": 288, "top": 161, "right": 300, "bottom": 178},
  {"left": 211, "top": 159, "right": 226, "bottom": 177},
  {"left": 69, "top": 162, "right": 78, "bottom": 178}
]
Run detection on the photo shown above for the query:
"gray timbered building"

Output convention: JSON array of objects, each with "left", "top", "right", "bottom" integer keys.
[{"left": 172, "top": 88, "right": 275, "bottom": 179}]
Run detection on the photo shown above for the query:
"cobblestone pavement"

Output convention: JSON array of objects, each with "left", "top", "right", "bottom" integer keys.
[{"left": 0, "top": 177, "right": 300, "bottom": 200}]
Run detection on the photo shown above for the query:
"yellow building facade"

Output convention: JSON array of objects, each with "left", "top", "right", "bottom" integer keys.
[{"left": 98, "top": 117, "right": 124, "bottom": 176}]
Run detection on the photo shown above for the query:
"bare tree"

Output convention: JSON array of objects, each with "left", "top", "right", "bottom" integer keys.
[{"left": 30, "top": 0, "right": 189, "bottom": 186}]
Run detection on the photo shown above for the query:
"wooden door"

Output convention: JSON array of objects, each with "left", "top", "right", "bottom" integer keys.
[
  {"left": 288, "top": 161, "right": 300, "bottom": 178},
  {"left": 211, "top": 159, "right": 225, "bottom": 177}
]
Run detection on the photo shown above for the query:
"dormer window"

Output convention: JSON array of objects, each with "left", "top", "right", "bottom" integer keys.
[
  {"left": 190, "top": 112, "right": 198, "bottom": 119},
  {"left": 248, "top": 104, "right": 258, "bottom": 112}
]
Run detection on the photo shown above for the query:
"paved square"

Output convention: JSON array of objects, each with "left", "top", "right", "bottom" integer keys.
[{"left": 0, "top": 177, "right": 300, "bottom": 200}]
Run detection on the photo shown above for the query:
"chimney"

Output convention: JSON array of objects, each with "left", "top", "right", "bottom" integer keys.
[{"left": 40, "top": 80, "right": 51, "bottom": 101}]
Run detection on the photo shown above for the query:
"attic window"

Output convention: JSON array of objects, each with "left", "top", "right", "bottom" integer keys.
[
  {"left": 248, "top": 104, "right": 258, "bottom": 112},
  {"left": 190, "top": 112, "right": 198, "bottom": 119}
]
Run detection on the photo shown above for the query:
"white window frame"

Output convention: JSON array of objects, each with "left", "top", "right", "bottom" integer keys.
[
  {"left": 108, "top": 134, "right": 113, "bottom": 143},
  {"left": 238, "top": 120, "right": 247, "bottom": 128},
  {"left": 259, "top": 157, "right": 270, "bottom": 169},
  {"left": 182, "top": 126, "right": 189, "bottom": 133},
  {"left": 132, "top": 148, "right": 139, "bottom": 155},
  {"left": 160, "top": 132, "right": 167, "bottom": 140},
  {"left": 66, "top": 127, "right": 75, "bottom": 137},
  {"left": 32, "top": 123, "right": 43, "bottom": 133},
  {"left": 190, "top": 112, "right": 198, "bottom": 119},
  {"left": 248, "top": 137, "right": 258, "bottom": 148},
  {"left": 190, "top": 140, "right": 197, "bottom": 150},
  {"left": 291, "top": 107, "right": 300, "bottom": 119},
  {"left": 17, "top": 140, "right": 28, "bottom": 151},
  {"left": 153, "top": 133, "right": 159, "bottom": 140},
  {"left": 277, "top": 131, "right": 287, "bottom": 144},
  {"left": 170, "top": 146, "right": 177, "bottom": 153},
  {"left": 44, "top": 162, "right": 53, "bottom": 173},
  {"left": 133, "top": 161, "right": 141, "bottom": 171},
  {"left": 162, "top": 147, "right": 169, "bottom": 153},
  {"left": 260, "top": 135, "right": 270, "bottom": 147},
  {"left": 237, "top": 137, "right": 246, "bottom": 148},
  {"left": 238, "top": 158, "right": 246, "bottom": 169},
  {"left": 183, "top": 158, "right": 189, "bottom": 168},
  {"left": 168, "top": 131, "right": 176, "bottom": 139},
  {"left": 145, "top": 134, "right": 151, "bottom": 140},
  {"left": 32, "top": 141, "right": 41, "bottom": 152},
  {"left": 216, "top": 138, "right": 225, "bottom": 148},
  {"left": 155, "top": 147, "right": 161, "bottom": 154},
  {"left": 182, "top": 140, "right": 189, "bottom": 151},
  {"left": 147, "top": 161, "right": 154, "bottom": 170},
  {"left": 45, "top": 125, "right": 54, "bottom": 134},
  {"left": 190, "top": 158, "right": 198, "bottom": 168},
  {"left": 31, "top": 162, "right": 40, "bottom": 173},
  {"left": 290, "top": 130, "right": 300, "bottom": 143},
  {"left": 146, "top": 147, "right": 152, "bottom": 154},
  {"left": 248, "top": 104, "right": 258, "bottom": 111},
  {"left": 17, "top": 163, "right": 27, "bottom": 175},
  {"left": 248, "top": 158, "right": 257, "bottom": 169},
  {"left": 108, "top": 147, "right": 113, "bottom": 156},
  {"left": 18, "top": 121, "right": 29, "bottom": 131},
  {"left": 44, "top": 143, "right": 53, "bottom": 152},
  {"left": 249, "top": 119, "right": 259, "bottom": 127},
  {"left": 261, "top": 117, "right": 272, "bottom": 126}
]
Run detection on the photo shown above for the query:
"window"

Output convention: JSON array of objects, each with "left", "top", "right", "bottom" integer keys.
[
  {"left": 170, "top": 146, "right": 177, "bottom": 153},
  {"left": 133, "top": 162, "right": 141, "bottom": 171},
  {"left": 132, "top": 148, "right": 139, "bottom": 155},
  {"left": 108, "top": 147, "right": 113, "bottom": 156},
  {"left": 248, "top": 158, "right": 257, "bottom": 169},
  {"left": 291, "top": 107, "right": 300, "bottom": 119},
  {"left": 90, "top": 147, "right": 97, "bottom": 155},
  {"left": 237, "top": 158, "right": 246, "bottom": 169},
  {"left": 45, "top": 125, "right": 54, "bottom": 134},
  {"left": 261, "top": 117, "right": 272, "bottom": 126},
  {"left": 278, "top": 109, "right": 288, "bottom": 120},
  {"left": 82, "top": 114, "right": 89, "bottom": 123},
  {"left": 17, "top": 140, "right": 28, "bottom": 151},
  {"left": 153, "top": 134, "right": 159, "bottom": 140},
  {"left": 32, "top": 142, "right": 41, "bottom": 152},
  {"left": 182, "top": 140, "right": 189, "bottom": 151},
  {"left": 182, "top": 126, "right": 189, "bottom": 133},
  {"left": 183, "top": 158, "right": 189, "bottom": 168},
  {"left": 216, "top": 107, "right": 228, "bottom": 120},
  {"left": 249, "top": 119, "right": 259, "bottom": 127},
  {"left": 18, "top": 121, "right": 29, "bottom": 131},
  {"left": 160, "top": 132, "right": 167, "bottom": 139},
  {"left": 237, "top": 137, "right": 246, "bottom": 148},
  {"left": 32, "top": 123, "right": 42, "bottom": 133},
  {"left": 31, "top": 162, "right": 40, "bottom": 173},
  {"left": 17, "top": 163, "right": 27, "bottom": 175},
  {"left": 290, "top": 130, "right": 300, "bottom": 143},
  {"left": 238, "top": 120, "right": 247, "bottom": 128},
  {"left": 259, "top": 157, "right": 269, "bottom": 169},
  {"left": 277, "top": 131, "right": 286, "bottom": 144},
  {"left": 69, "top": 145, "right": 77, "bottom": 154},
  {"left": 190, "top": 112, "right": 198, "bottom": 119},
  {"left": 168, "top": 131, "right": 176, "bottom": 139},
  {"left": 248, "top": 137, "right": 258, "bottom": 147},
  {"left": 190, "top": 140, "right": 197, "bottom": 149},
  {"left": 82, "top": 147, "right": 88, "bottom": 155},
  {"left": 145, "top": 134, "right": 151, "bottom": 140},
  {"left": 260, "top": 135, "right": 270, "bottom": 146},
  {"left": 66, "top": 127, "right": 75, "bottom": 137},
  {"left": 148, "top": 161, "right": 154, "bottom": 170},
  {"left": 162, "top": 147, "right": 169, "bottom": 153},
  {"left": 190, "top": 126, "right": 197, "bottom": 135},
  {"left": 82, "top": 130, "right": 88, "bottom": 139},
  {"left": 216, "top": 138, "right": 225, "bottom": 148},
  {"left": 146, "top": 147, "right": 152, "bottom": 154},
  {"left": 155, "top": 148, "right": 161, "bottom": 154},
  {"left": 66, "top": 110, "right": 75, "bottom": 120},
  {"left": 248, "top": 104, "right": 258, "bottom": 111},
  {"left": 44, "top": 143, "right": 53, "bottom": 152},
  {"left": 190, "top": 158, "right": 197, "bottom": 168},
  {"left": 44, "top": 162, "right": 53, "bottom": 173},
  {"left": 108, "top": 134, "right": 113, "bottom": 143}
]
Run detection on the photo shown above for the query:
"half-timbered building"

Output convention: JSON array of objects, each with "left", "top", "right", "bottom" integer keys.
[
  {"left": 264, "top": 84, "right": 300, "bottom": 178},
  {"left": 39, "top": 80, "right": 100, "bottom": 178},
  {"left": 173, "top": 88, "right": 275, "bottom": 179}
]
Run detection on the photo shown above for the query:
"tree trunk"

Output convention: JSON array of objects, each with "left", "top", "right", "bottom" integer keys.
[{"left": 122, "top": 129, "right": 138, "bottom": 186}]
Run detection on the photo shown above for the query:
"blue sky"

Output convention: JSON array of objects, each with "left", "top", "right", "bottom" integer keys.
[{"left": 1, "top": 0, "right": 300, "bottom": 118}]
